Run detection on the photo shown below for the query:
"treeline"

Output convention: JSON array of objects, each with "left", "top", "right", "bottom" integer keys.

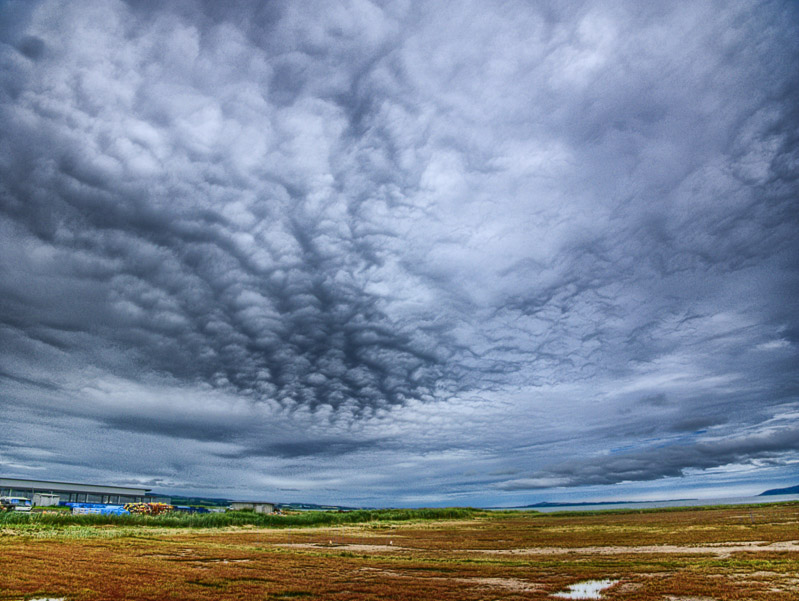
[{"left": 0, "top": 507, "right": 479, "bottom": 529}]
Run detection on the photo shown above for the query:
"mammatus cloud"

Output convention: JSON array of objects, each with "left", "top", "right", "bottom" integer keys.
[{"left": 0, "top": 0, "right": 797, "bottom": 503}]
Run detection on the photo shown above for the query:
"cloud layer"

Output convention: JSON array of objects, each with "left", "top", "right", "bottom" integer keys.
[{"left": 1, "top": 0, "right": 797, "bottom": 505}]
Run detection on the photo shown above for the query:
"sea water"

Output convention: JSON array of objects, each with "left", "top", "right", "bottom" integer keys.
[{"left": 552, "top": 579, "right": 618, "bottom": 599}]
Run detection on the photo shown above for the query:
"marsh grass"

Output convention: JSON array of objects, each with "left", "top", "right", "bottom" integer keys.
[
  {"left": 3, "top": 503, "right": 797, "bottom": 600},
  {"left": 0, "top": 506, "right": 480, "bottom": 531}
]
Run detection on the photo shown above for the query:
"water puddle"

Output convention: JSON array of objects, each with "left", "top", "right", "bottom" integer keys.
[{"left": 552, "top": 579, "right": 619, "bottom": 599}]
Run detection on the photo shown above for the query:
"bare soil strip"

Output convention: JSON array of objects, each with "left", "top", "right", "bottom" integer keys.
[
  {"left": 274, "top": 538, "right": 799, "bottom": 558},
  {"left": 470, "top": 539, "right": 799, "bottom": 557}
]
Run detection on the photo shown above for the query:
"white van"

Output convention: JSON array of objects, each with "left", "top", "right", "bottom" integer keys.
[{"left": 0, "top": 496, "right": 32, "bottom": 511}]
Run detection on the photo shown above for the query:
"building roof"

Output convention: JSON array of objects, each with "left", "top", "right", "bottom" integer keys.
[{"left": 0, "top": 477, "right": 151, "bottom": 496}]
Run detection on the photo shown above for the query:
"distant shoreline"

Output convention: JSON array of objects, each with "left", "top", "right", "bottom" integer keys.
[{"left": 488, "top": 493, "right": 799, "bottom": 513}]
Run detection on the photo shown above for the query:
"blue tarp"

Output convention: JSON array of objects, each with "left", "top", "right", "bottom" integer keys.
[{"left": 63, "top": 502, "right": 129, "bottom": 515}]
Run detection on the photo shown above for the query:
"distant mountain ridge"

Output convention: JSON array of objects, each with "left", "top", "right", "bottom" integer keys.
[
  {"left": 155, "top": 494, "right": 365, "bottom": 511},
  {"left": 514, "top": 498, "right": 696, "bottom": 508},
  {"left": 277, "top": 502, "right": 361, "bottom": 511},
  {"left": 759, "top": 484, "right": 799, "bottom": 496},
  {"left": 163, "top": 495, "right": 231, "bottom": 507}
]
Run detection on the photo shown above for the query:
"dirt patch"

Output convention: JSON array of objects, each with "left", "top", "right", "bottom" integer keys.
[
  {"left": 465, "top": 577, "right": 543, "bottom": 592},
  {"left": 472, "top": 539, "right": 799, "bottom": 558},
  {"left": 615, "top": 581, "right": 644, "bottom": 594},
  {"left": 278, "top": 542, "right": 407, "bottom": 552},
  {"left": 196, "top": 558, "right": 253, "bottom": 563},
  {"left": 355, "top": 568, "right": 542, "bottom": 592}
]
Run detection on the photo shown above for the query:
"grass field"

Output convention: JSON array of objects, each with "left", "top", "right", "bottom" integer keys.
[{"left": 1, "top": 502, "right": 797, "bottom": 600}]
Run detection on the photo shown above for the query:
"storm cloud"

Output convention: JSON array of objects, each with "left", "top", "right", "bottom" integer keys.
[{"left": 0, "top": 0, "right": 797, "bottom": 505}]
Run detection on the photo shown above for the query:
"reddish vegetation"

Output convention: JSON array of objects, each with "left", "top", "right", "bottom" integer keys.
[{"left": 1, "top": 503, "right": 797, "bottom": 600}]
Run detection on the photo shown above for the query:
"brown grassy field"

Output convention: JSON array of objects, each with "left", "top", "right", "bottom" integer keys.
[{"left": 1, "top": 503, "right": 797, "bottom": 600}]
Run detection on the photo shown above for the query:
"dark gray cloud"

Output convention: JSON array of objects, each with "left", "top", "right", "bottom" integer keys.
[
  {"left": 227, "top": 438, "right": 385, "bottom": 459},
  {"left": 0, "top": 0, "right": 797, "bottom": 505},
  {"left": 501, "top": 418, "right": 799, "bottom": 490}
]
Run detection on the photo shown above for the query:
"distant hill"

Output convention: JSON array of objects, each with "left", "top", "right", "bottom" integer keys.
[
  {"left": 153, "top": 495, "right": 368, "bottom": 511},
  {"left": 759, "top": 484, "right": 799, "bottom": 496},
  {"left": 512, "top": 498, "right": 696, "bottom": 509},
  {"left": 277, "top": 502, "right": 366, "bottom": 511},
  {"left": 161, "top": 495, "right": 231, "bottom": 507},
  {"left": 520, "top": 501, "right": 622, "bottom": 508}
]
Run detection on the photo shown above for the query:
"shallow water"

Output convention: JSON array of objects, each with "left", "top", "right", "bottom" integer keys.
[{"left": 551, "top": 579, "right": 618, "bottom": 599}]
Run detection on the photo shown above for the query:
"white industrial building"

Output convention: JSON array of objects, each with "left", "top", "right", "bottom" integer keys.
[{"left": 0, "top": 477, "right": 170, "bottom": 505}]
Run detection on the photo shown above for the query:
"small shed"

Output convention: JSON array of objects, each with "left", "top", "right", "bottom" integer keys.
[
  {"left": 32, "top": 493, "right": 60, "bottom": 507},
  {"left": 229, "top": 501, "right": 275, "bottom": 514}
]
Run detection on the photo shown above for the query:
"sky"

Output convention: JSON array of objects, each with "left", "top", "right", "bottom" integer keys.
[{"left": 0, "top": 0, "right": 797, "bottom": 507}]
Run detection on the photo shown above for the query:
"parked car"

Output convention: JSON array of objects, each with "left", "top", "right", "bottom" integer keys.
[{"left": 0, "top": 496, "right": 32, "bottom": 512}]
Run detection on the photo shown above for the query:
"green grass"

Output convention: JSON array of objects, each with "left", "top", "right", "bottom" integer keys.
[
  {"left": 30, "top": 505, "right": 72, "bottom": 513},
  {"left": 0, "top": 506, "right": 480, "bottom": 530}
]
